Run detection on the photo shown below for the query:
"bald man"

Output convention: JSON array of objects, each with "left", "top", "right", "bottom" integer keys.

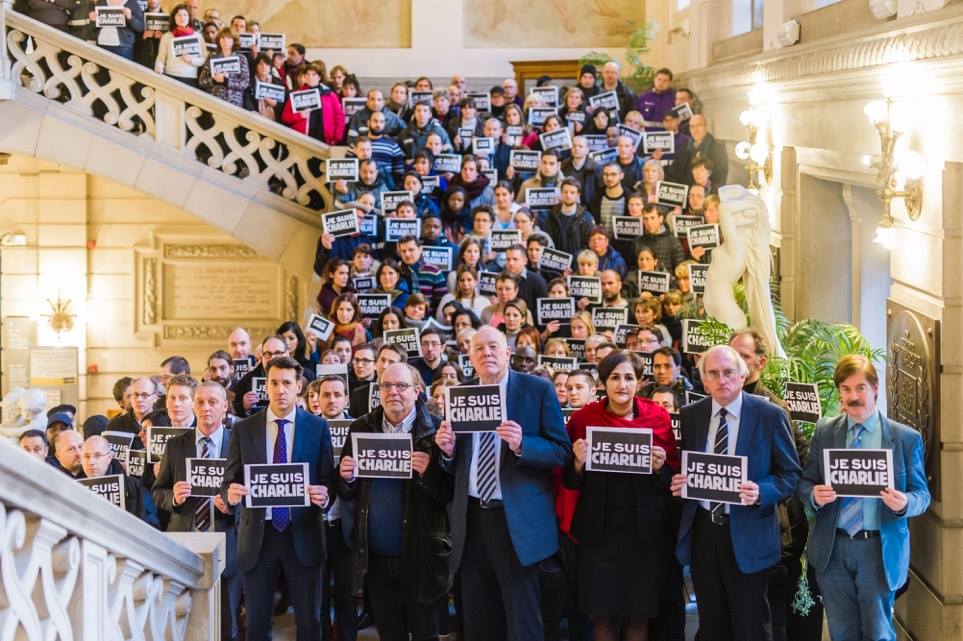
[
  {"left": 79, "top": 436, "right": 160, "bottom": 527},
  {"left": 49, "top": 429, "right": 84, "bottom": 476},
  {"left": 669, "top": 114, "right": 728, "bottom": 185},
  {"left": 436, "top": 326, "right": 571, "bottom": 641}
]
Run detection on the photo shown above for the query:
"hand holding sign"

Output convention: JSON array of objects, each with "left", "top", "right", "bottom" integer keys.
[
  {"left": 572, "top": 438, "right": 587, "bottom": 472},
  {"left": 307, "top": 484, "right": 329, "bottom": 508},
  {"left": 227, "top": 482, "right": 248, "bottom": 506},
  {"left": 340, "top": 455, "right": 356, "bottom": 481},
  {"left": 496, "top": 419, "right": 523, "bottom": 454},
  {"left": 435, "top": 420, "right": 455, "bottom": 457},
  {"left": 670, "top": 473, "right": 687, "bottom": 496},
  {"left": 812, "top": 484, "right": 837, "bottom": 506},
  {"left": 172, "top": 480, "right": 192, "bottom": 505},
  {"left": 411, "top": 451, "right": 430, "bottom": 476},
  {"left": 880, "top": 487, "right": 907, "bottom": 512},
  {"left": 739, "top": 479, "right": 760, "bottom": 505}
]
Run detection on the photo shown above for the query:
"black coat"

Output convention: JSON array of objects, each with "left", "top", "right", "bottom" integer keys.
[
  {"left": 669, "top": 132, "right": 729, "bottom": 186},
  {"left": 544, "top": 204, "right": 596, "bottom": 258},
  {"left": 337, "top": 400, "right": 453, "bottom": 603},
  {"left": 79, "top": 459, "right": 160, "bottom": 528}
]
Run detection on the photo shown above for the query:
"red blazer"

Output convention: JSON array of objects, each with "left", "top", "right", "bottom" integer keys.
[{"left": 281, "top": 83, "right": 345, "bottom": 145}]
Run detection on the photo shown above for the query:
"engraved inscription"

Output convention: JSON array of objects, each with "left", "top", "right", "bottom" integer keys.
[{"left": 162, "top": 263, "right": 279, "bottom": 320}]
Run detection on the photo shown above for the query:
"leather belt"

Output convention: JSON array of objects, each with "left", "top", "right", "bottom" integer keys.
[{"left": 836, "top": 528, "right": 880, "bottom": 540}]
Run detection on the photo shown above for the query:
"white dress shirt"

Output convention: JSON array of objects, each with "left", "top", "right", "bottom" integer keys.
[
  {"left": 699, "top": 393, "right": 743, "bottom": 513},
  {"left": 264, "top": 407, "right": 297, "bottom": 520},
  {"left": 468, "top": 370, "right": 510, "bottom": 501},
  {"left": 194, "top": 426, "right": 224, "bottom": 458}
]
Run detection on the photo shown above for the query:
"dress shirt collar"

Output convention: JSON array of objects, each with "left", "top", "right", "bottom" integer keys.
[
  {"left": 266, "top": 406, "right": 298, "bottom": 427},
  {"left": 846, "top": 409, "right": 880, "bottom": 435},
  {"left": 195, "top": 425, "right": 224, "bottom": 453},
  {"left": 710, "top": 391, "right": 743, "bottom": 421},
  {"left": 383, "top": 407, "right": 417, "bottom": 434}
]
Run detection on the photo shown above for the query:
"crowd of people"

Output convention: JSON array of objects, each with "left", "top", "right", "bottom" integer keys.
[{"left": 13, "top": 3, "right": 933, "bottom": 641}]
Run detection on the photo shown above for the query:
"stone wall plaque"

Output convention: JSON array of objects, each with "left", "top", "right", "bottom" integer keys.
[
  {"left": 886, "top": 299, "right": 940, "bottom": 500},
  {"left": 162, "top": 263, "right": 279, "bottom": 320}
]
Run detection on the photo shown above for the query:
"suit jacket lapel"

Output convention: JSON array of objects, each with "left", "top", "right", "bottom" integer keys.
[
  {"left": 695, "top": 398, "right": 712, "bottom": 451},
  {"left": 501, "top": 371, "right": 523, "bottom": 465},
  {"left": 252, "top": 413, "right": 268, "bottom": 464},
  {"left": 833, "top": 415, "right": 850, "bottom": 449},
  {"left": 291, "top": 408, "right": 309, "bottom": 464},
  {"left": 734, "top": 393, "right": 757, "bottom": 456},
  {"left": 219, "top": 428, "right": 231, "bottom": 459}
]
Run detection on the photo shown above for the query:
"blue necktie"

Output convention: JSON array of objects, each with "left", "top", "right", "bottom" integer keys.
[
  {"left": 709, "top": 408, "right": 729, "bottom": 522},
  {"left": 477, "top": 432, "right": 497, "bottom": 505},
  {"left": 272, "top": 419, "right": 291, "bottom": 531},
  {"left": 838, "top": 424, "right": 865, "bottom": 537}
]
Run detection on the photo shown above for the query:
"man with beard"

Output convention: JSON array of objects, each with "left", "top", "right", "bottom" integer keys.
[
  {"left": 49, "top": 429, "right": 84, "bottom": 477},
  {"left": 207, "top": 350, "right": 236, "bottom": 388}
]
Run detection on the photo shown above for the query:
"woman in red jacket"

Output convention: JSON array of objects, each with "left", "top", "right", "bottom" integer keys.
[
  {"left": 281, "top": 61, "right": 345, "bottom": 145},
  {"left": 563, "top": 350, "right": 678, "bottom": 641}
]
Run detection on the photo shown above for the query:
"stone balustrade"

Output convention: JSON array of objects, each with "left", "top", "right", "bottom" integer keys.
[{"left": 0, "top": 439, "right": 224, "bottom": 641}]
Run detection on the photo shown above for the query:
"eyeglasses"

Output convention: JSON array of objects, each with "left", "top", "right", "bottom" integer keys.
[
  {"left": 703, "top": 368, "right": 740, "bottom": 381},
  {"left": 353, "top": 357, "right": 375, "bottom": 365},
  {"left": 130, "top": 392, "right": 155, "bottom": 399},
  {"left": 262, "top": 350, "right": 286, "bottom": 359},
  {"left": 380, "top": 382, "right": 416, "bottom": 392}
]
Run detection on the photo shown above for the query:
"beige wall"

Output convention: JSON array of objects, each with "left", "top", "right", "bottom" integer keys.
[{"left": 0, "top": 156, "right": 292, "bottom": 417}]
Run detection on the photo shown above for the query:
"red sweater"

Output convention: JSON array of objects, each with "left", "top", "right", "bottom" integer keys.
[
  {"left": 281, "top": 83, "right": 345, "bottom": 145},
  {"left": 554, "top": 396, "right": 678, "bottom": 542}
]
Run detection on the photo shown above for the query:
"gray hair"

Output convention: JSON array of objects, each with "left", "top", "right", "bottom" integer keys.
[{"left": 697, "top": 345, "right": 749, "bottom": 379}]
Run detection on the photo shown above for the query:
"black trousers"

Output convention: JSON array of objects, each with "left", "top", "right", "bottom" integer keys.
[
  {"left": 539, "top": 535, "right": 591, "bottom": 641},
  {"left": 365, "top": 553, "right": 436, "bottom": 641},
  {"left": 243, "top": 526, "right": 322, "bottom": 641},
  {"left": 460, "top": 499, "right": 543, "bottom": 641},
  {"left": 221, "top": 569, "right": 243, "bottom": 641},
  {"left": 324, "top": 519, "right": 358, "bottom": 641},
  {"left": 691, "top": 509, "right": 772, "bottom": 641}
]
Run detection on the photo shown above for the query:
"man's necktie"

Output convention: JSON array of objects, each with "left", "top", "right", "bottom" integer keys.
[
  {"left": 272, "top": 419, "right": 291, "bottom": 531},
  {"left": 477, "top": 431, "right": 498, "bottom": 505},
  {"left": 838, "top": 424, "right": 866, "bottom": 537},
  {"left": 709, "top": 408, "right": 729, "bottom": 523},
  {"left": 193, "top": 436, "right": 212, "bottom": 532}
]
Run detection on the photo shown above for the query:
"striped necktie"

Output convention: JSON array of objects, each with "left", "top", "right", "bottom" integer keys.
[
  {"left": 709, "top": 408, "right": 729, "bottom": 522},
  {"left": 193, "top": 436, "right": 212, "bottom": 532},
  {"left": 838, "top": 424, "right": 866, "bottom": 537},
  {"left": 477, "top": 432, "right": 498, "bottom": 505},
  {"left": 272, "top": 419, "right": 291, "bottom": 531}
]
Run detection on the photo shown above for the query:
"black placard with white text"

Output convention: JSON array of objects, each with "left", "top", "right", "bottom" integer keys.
[
  {"left": 290, "top": 88, "right": 321, "bottom": 113},
  {"left": 316, "top": 362, "right": 349, "bottom": 389},
  {"left": 638, "top": 271, "right": 671, "bottom": 294},
  {"left": 589, "top": 148, "right": 618, "bottom": 166},
  {"left": 321, "top": 209, "right": 359, "bottom": 238},
  {"left": 254, "top": 80, "right": 286, "bottom": 103},
  {"left": 368, "top": 383, "right": 381, "bottom": 412},
  {"left": 409, "top": 90, "right": 433, "bottom": 106},
  {"left": 357, "top": 293, "right": 391, "bottom": 319},
  {"left": 477, "top": 271, "right": 498, "bottom": 296},
  {"left": 79, "top": 475, "right": 125, "bottom": 509},
  {"left": 616, "top": 124, "right": 643, "bottom": 150},
  {"left": 257, "top": 33, "right": 285, "bottom": 50},
  {"left": 568, "top": 276, "right": 602, "bottom": 304},
  {"left": 592, "top": 307, "right": 629, "bottom": 331},
  {"left": 384, "top": 328, "right": 421, "bottom": 358},
  {"left": 147, "top": 427, "right": 191, "bottom": 463},
  {"left": 671, "top": 103, "right": 693, "bottom": 121},
  {"left": 528, "top": 107, "right": 556, "bottom": 127},
  {"left": 538, "top": 247, "right": 573, "bottom": 272},
  {"left": 353, "top": 275, "right": 375, "bottom": 292},
  {"left": 669, "top": 413, "right": 682, "bottom": 445},
  {"left": 588, "top": 91, "right": 619, "bottom": 114},
  {"left": 566, "top": 339, "right": 586, "bottom": 361},
  {"left": 244, "top": 463, "right": 310, "bottom": 508},
  {"left": 614, "top": 324, "right": 641, "bottom": 347},
  {"left": 327, "top": 420, "right": 352, "bottom": 460},
  {"left": 209, "top": 56, "right": 242, "bottom": 76},
  {"left": 433, "top": 154, "right": 462, "bottom": 173},
  {"left": 467, "top": 92, "right": 490, "bottom": 112},
  {"left": 342, "top": 97, "right": 366, "bottom": 119},
  {"left": 510, "top": 150, "right": 541, "bottom": 171},
  {"left": 325, "top": 158, "right": 359, "bottom": 182},
  {"left": 473, "top": 137, "right": 495, "bottom": 157},
  {"left": 687, "top": 224, "right": 720, "bottom": 250},
  {"left": 537, "top": 355, "right": 578, "bottom": 372},
  {"left": 682, "top": 319, "right": 714, "bottom": 354},
  {"left": 144, "top": 12, "right": 169, "bottom": 31},
  {"left": 672, "top": 214, "right": 704, "bottom": 238},
  {"left": 457, "top": 354, "right": 475, "bottom": 379},
  {"left": 586, "top": 427, "right": 653, "bottom": 474},
  {"left": 642, "top": 131, "right": 675, "bottom": 154},
  {"left": 102, "top": 431, "right": 134, "bottom": 465},
  {"left": 784, "top": 382, "right": 822, "bottom": 423},
  {"left": 688, "top": 263, "right": 708, "bottom": 294},
  {"left": 306, "top": 313, "right": 334, "bottom": 341},
  {"left": 536, "top": 298, "right": 575, "bottom": 324},
  {"left": 613, "top": 216, "right": 642, "bottom": 240},
  {"left": 95, "top": 6, "right": 125, "bottom": 27},
  {"left": 681, "top": 451, "right": 747, "bottom": 505},
  {"left": 823, "top": 449, "right": 893, "bottom": 498},
  {"left": 530, "top": 85, "right": 559, "bottom": 107},
  {"left": 540, "top": 128, "right": 573, "bottom": 152},
  {"left": 525, "top": 188, "right": 558, "bottom": 209},
  {"left": 657, "top": 181, "right": 689, "bottom": 208},
  {"left": 128, "top": 450, "right": 147, "bottom": 478},
  {"left": 385, "top": 218, "right": 420, "bottom": 242},
  {"left": 381, "top": 191, "right": 411, "bottom": 215},
  {"left": 584, "top": 135, "right": 608, "bottom": 153},
  {"left": 352, "top": 433, "right": 413, "bottom": 479},
  {"left": 421, "top": 175, "right": 440, "bottom": 193},
  {"left": 490, "top": 229, "right": 522, "bottom": 252},
  {"left": 421, "top": 246, "right": 454, "bottom": 271},
  {"left": 237, "top": 32, "right": 256, "bottom": 50},
  {"left": 186, "top": 458, "right": 226, "bottom": 497},
  {"left": 171, "top": 35, "right": 201, "bottom": 57},
  {"left": 252, "top": 377, "right": 268, "bottom": 405},
  {"left": 445, "top": 384, "right": 506, "bottom": 432}
]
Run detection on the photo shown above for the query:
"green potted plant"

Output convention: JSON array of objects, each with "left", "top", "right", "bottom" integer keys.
[{"left": 580, "top": 22, "right": 660, "bottom": 93}]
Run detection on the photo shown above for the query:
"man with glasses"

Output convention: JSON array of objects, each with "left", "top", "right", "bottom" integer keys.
[
  {"left": 106, "top": 376, "right": 159, "bottom": 445},
  {"left": 670, "top": 345, "right": 800, "bottom": 641},
  {"left": 233, "top": 336, "right": 289, "bottom": 418},
  {"left": 349, "top": 343, "right": 377, "bottom": 389},
  {"left": 79, "top": 435, "right": 160, "bottom": 526},
  {"left": 350, "top": 343, "right": 407, "bottom": 419},
  {"left": 338, "top": 362, "right": 451, "bottom": 641}
]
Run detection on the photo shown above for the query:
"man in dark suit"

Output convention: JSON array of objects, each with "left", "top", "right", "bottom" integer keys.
[
  {"left": 798, "top": 355, "right": 930, "bottom": 641},
  {"left": 222, "top": 356, "right": 335, "bottom": 641},
  {"left": 671, "top": 344, "right": 801, "bottom": 641},
  {"left": 436, "top": 325, "right": 572, "bottom": 641},
  {"left": 153, "top": 381, "right": 242, "bottom": 641}
]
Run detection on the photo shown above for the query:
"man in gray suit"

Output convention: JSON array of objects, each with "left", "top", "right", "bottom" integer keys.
[{"left": 153, "top": 380, "right": 241, "bottom": 640}]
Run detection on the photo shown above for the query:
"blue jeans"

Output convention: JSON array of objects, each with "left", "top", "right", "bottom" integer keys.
[
  {"left": 817, "top": 536, "right": 895, "bottom": 641},
  {"left": 101, "top": 44, "right": 134, "bottom": 60}
]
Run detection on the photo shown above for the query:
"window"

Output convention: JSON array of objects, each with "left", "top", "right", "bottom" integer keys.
[
  {"left": 731, "top": 0, "right": 764, "bottom": 35},
  {"left": 676, "top": 0, "right": 690, "bottom": 9}
]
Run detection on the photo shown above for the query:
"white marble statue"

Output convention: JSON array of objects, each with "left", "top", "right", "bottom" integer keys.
[
  {"left": 1, "top": 386, "right": 48, "bottom": 440},
  {"left": 704, "top": 185, "right": 786, "bottom": 358}
]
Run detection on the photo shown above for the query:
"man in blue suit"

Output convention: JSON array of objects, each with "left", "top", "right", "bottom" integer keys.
[
  {"left": 671, "top": 344, "right": 801, "bottom": 641},
  {"left": 221, "top": 356, "right": 335, "bottom": 641},
  {"left": 798, "top": 355, "right": 930, "bottom": 641},
  {"left": 435, "top": 325, "right": 572, "bottom": 641}
]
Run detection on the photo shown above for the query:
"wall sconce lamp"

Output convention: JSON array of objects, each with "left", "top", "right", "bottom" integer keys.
[
  {"left": 41, "top": 291, "right": 76, "bottom": 336},
  {"left": 735, "top": 108, "right": 772, "bottom": 190},
  {"left": 862, "top": 97, "right": 924, "bottom": 249}
]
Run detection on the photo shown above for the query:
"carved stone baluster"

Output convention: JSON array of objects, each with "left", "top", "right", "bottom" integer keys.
[{"left": 0, "top": 0, "right": 14, "bottom": 99}]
